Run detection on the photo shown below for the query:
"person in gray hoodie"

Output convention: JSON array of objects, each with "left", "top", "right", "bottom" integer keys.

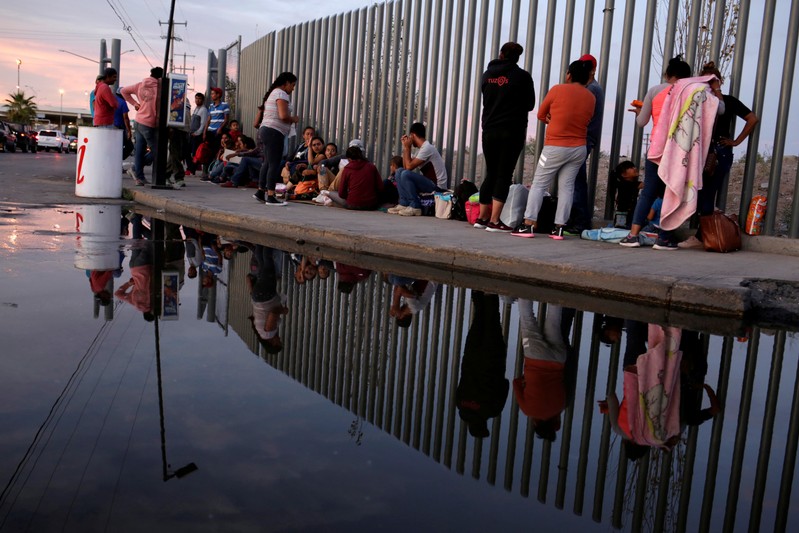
[{"left": 476, "top": 42, "right": 536, "bottom": 233}]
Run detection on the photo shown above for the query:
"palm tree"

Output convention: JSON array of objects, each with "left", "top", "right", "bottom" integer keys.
[{"left": 4, "top": 92, "right": 38, "bottom": 125}]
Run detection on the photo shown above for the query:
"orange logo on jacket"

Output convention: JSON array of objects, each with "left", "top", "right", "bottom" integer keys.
[{"left": 487, "top": 76, "right": 509, "bottom": 87}]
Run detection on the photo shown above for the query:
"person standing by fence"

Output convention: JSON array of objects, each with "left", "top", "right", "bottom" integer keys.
[
  {"left": 254, "top": 72, "right": 300, "bottom": 206},
  {"left": 475, "top": 42, "right": 536, "bottom": 233}
]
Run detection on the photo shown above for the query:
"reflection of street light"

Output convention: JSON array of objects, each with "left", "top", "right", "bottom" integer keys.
[
  {"left": 59, "top": 89, "right": 64, "bottom": 130},
  {"left": 16, "top": 59, "right": 21, "bottom": 92}
]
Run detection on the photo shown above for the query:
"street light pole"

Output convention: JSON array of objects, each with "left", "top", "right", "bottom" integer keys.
[
  {"left": 16, "top": 59, "right": 21, "bottom": 93},
  {"left": 59, "top": 89, "right": 64, "bottom": 130}
]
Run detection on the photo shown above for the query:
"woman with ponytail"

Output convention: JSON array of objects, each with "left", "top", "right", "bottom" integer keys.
[{"left": 254, "top": 72, "right": 299, "bottom": 206}]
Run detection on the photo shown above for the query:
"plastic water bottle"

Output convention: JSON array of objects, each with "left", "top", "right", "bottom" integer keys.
[{"left": 319, "top": 164, "right": 327, "bottom": 177}]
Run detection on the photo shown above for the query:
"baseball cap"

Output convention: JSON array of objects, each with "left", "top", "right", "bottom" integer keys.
[
  {"left": 579, "top": 54, "right": 597, "bottom": 69},
  {"left": 348, "top": 139, "right": 365, "bottom": 150}
]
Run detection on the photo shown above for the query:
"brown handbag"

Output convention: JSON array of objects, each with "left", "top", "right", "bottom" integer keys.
[{"left": 700, "top": 210, "right": 742, "bottom": 253}]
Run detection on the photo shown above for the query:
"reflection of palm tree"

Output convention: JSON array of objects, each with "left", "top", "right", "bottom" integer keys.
[{"left": 4, "top": 92, "right": 38, "bottom": 124}]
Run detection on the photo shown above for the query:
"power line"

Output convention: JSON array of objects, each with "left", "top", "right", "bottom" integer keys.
[{"left": 104, "top": 0, "right": 155, "bottom": 67}]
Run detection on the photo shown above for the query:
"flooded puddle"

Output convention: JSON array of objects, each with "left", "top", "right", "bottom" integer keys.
[{"left": 0, "top": 205, "right": 797, "bottom": 532}]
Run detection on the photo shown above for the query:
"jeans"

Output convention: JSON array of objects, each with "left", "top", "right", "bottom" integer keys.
[
  {"left": 230, "top": 156, "right": 262, "bottom": 186},
  {"left": 134, "top": 124, "right": 158, "bottom": 181},
  {"left": 397, "top": 168, "right": 436, "bottom": 208},
  {"left": 698, "top": 144, "right": 734, "bottom": 216},
  {"left": 480, "top": 127, "right": 526, "bottom": 204},
  {"left": 632, "top": 159, "right": 673, "bottom": 241},
  {"left": 258, "top": 127, "right": 285, "bottom": 191},
  {"left": 568, "top": 145, "right": 593, "bottom": 230},
  {"left": 523, "top": 145, "right": 586, "bottom": 225}
]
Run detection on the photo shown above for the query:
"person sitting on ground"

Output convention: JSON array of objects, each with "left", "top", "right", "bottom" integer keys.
[
  {"left": 613, "top": 161, "right": 641, "bottom": 229},
  {"left": 227, "top": 119, "right": 241, "bottom": 143},
  {"left": 221, "top": 135, "right": 262, "bottom": 188},
  {"left": 389, "top": 122, "right": 448, "bottom": 217},
  {"left": 207, "top": 133, "right": 236, "bottom": 183},
  {"left": 381, "top": 155, "right": 403, "bottom": 206},
  {"left": 317, "top": 142, "right": 339, "bottom": 190},
  {"left": 290, "top": 136, "right": 327, "bottom": 198},
  {"left": 511, "top": 60, "right": 595, "bottom": 239},
  {"left": 321, "top": 145, "right": 384, "bottom": 210},
  {"left": 642, "top": 197, "right": 662, "bottom": 234},
  {"left": 283, "top": 126, "right": 315, "bottom": 177}
]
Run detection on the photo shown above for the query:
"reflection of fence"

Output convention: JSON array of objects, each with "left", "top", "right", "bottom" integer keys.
[
  {"left": 237, "top": 0, "right": 798, "bottom": 237},
  {"left": 222, "top": 250, "right": 797, "bottom": 531}
]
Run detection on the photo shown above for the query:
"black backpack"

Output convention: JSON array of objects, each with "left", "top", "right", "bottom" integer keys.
[{"left": 451, "top": 180, "right": 478, "bottom": 221}]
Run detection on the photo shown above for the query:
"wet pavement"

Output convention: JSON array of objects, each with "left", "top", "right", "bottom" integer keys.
[{"left": 0, "top": 197, "right": 798, "bottom": 532}]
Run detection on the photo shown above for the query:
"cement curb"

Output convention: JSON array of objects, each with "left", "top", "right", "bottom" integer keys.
[{"left": 129, "top": 187, "right": 753, "bottom": 320}]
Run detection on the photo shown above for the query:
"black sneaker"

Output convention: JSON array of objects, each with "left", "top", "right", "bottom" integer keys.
[
  {"left": 486, "top": 220, "right": 513, "bottom": 233},
  {"left": 511, "top": 223, "right": 535, "bottom": 238},
  {"left": 549, "top": 226, "right": 565, "bottom": 240},
  {"left": 473, "top": 218, "right": 488, "bottom": 229},
  {"left": 265, "top": 195, "right": 287, "bottom": 206},
  {"left": 252, "top": 190, "right": 266, "bottom": 202},
  {"left": 653, "top": 238, "right": 678, "bottom": 251},
  {"left": 619, "top": 234, "right": 641, "bottom": 247}
]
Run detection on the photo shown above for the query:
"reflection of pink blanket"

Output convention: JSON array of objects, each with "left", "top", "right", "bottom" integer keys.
[
  {"left": 622, "top": 325, "right": 682, "bottom": 449},
  {"left": 648, "top": 75, "right": 719, "bottom": 231}
]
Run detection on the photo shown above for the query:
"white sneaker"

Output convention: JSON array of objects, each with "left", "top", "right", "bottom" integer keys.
[
  {"left": 387, "top": 205, "right": 405, "bottom": 214},
  {"left": 398, "top": 206, "right": 422, "bottom": 217},
  {"left": 677, "top": 236, "right": 703, "bottom": 249}
]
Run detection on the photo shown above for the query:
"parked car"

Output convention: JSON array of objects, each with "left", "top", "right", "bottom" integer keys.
[
  {"left": 0, "top": 121, "right": 17, "bottom": 152},
  {"left": 37, "top": 130, "right": 70, "bottom": 153},
  {"left": 9, "top": 123, "right": 37, "bottom": 153}
]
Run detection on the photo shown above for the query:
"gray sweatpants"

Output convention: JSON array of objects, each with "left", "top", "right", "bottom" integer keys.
[{"left": 523, "top": 145, "right": 587, "bottom": 225}]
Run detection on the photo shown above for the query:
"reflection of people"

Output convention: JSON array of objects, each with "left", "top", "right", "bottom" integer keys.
[
  {"left": 388, "top": 274, "right": 437, "bottom": 328},
  {"left": 87, "top": 251, "right": 124, "bottom": 306},
  {"left": 114, "top": 240, "right": 154, "bottom": 321},
  {"left": 247, "top": 245, "right": 288, "bottom": 353},
  {"left": 513, "top": 300, "right": 569, "bottom": 441},
  {"left": 599, "top": 323, "right": 684, "bottom": 452},
  {"left": 456, "top": 292, "right": 509, "bottom": 438}
]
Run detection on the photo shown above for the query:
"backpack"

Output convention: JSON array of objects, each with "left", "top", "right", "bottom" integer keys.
[
  {"left": 193, "top": 141, "right": 213, "bottom": 164},
  {"left": 451, "top": 180, "right": 478, "bottom": 221}
]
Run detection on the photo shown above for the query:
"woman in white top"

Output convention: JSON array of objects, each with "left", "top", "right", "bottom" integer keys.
[{"left": 255, "top": 72, "right": 299, "bottom": 206}]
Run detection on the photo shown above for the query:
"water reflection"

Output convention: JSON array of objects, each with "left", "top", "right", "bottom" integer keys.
[{"left": 1, "top": 208, "right": 797, "bottom": 531}]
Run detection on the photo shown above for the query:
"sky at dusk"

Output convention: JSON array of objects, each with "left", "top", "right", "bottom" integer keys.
[{"left": 3, "top": 0, "right": 797, "bottom": 155}]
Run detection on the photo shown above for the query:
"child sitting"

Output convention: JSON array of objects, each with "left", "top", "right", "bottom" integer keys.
[
  {"left": 614, "top": 161, "right": 641, "bottom": 229},
  {"left": 642, "top": 197, "right": 662, "bottom": 234},
  {"left": 381, "top": 155, "right": 403, "bottom": 206}
]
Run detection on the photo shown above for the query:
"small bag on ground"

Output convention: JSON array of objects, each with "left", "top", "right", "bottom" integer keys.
[
  {"left": 419, "top": 192, "right": 436, "bottom": 216},
  {"left": 451, "top": 180, "right": 479, "bottom": 221},
  {"left": 499, "top": 184, "right": 529, "bottom": 228},
  {"left": 434, "top": 192, "right": 453, "bottom": 219},
  {"left": 700, "top": 210, "right": 741, "bottom": 253}
]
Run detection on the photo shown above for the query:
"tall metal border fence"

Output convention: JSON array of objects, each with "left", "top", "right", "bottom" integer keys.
[{"left": 236, "top": 0, "right": 799, "bottom": 237}]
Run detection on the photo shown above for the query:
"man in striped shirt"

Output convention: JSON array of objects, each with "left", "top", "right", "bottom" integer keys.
[{"left": 202, "top": 87, "right": 229, "bottom": 178}]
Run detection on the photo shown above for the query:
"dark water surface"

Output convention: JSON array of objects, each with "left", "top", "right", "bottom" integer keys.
[{"left": 0, "top": 205, "right": 797, "bottom": 532}]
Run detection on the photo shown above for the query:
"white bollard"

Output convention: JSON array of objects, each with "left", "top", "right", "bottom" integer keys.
[
  {"left": 74, "top": 204, "right": 123, "bottom": 271},
  {"left": 75, "top": 127, "right": 123, "bottom": 198}
]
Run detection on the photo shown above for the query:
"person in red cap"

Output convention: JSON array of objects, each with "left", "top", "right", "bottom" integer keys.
[{"left": 565, "top": 53, "right": 605, "bottom": 234}]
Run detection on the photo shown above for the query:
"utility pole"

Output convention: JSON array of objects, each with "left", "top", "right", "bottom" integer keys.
[
  {"left": 159, "top": 20, "right": 186, "bottom": 73},
  {"left": 173, "top": 53, "right": 196, "bottom": 78}
]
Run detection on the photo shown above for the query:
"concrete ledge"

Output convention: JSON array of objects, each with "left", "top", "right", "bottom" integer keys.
[{"left": 127, "top": 185, "right": 799, "bottom": 327}]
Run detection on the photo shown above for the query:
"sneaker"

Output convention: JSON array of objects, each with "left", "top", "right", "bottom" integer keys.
[
  {"left": 398, "top": 206, "right": 422, "bottom": 216},
  {"left": 549, "top": 226, "right": 565, "bottom": 240},
  {"left": 200, "top": 174, "right": 212, "bottom": 182},
  {"left": 387, "top": 205, "right": 405, "bottom": 214},
  {"left": 677, "top": 236, "right": 703, "bottom": 249},
  {"left": 619, "top": 234, "right": 641, "bottom": 247},
  {"left": 486, "top": 220, "right": 513, "bottom": 233},
  {"left": 253, "top": 190, "right": 266, "bottom": 203},
  {"left": 653, "top": 238, "right": 679, "bottom": 251},
  {"left": 562, "top": 226, "right": 583, "bottom": 237},
  {"left": 184, "top": 170, "right": 192, "bottom": 176},
  {"left": 511, "top": 223, "right": 535, "bottom": 238},
  {"left": 265, "top": 195, "right": 287, "bottom": 206},
  {"left": 473, "top": 218, "right": 488, "bottom": 229},
  {"left": 220, "top": 181, "right": 236, "bottom": 188}
]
